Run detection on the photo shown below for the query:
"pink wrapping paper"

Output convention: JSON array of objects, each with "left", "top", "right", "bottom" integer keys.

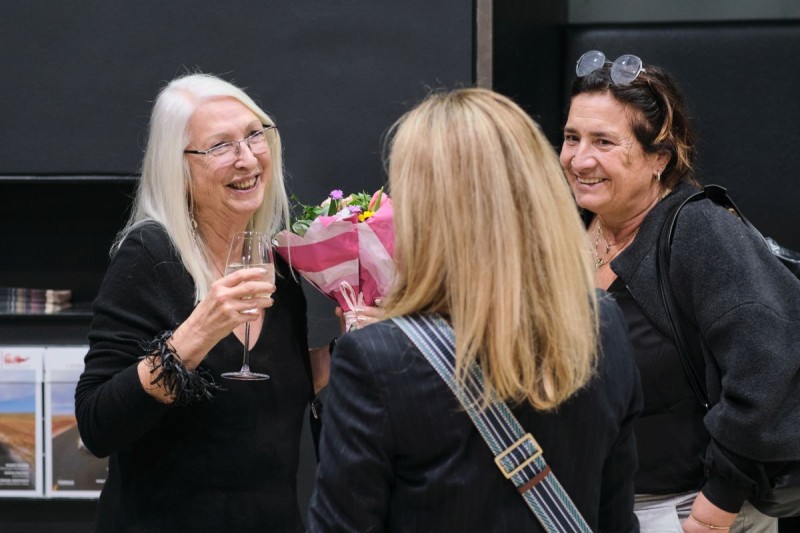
[{"left": 273, "top": 198, "right": 395, "bottom": 321}]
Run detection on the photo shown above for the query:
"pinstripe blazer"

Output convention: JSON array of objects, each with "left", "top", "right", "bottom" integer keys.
[{"left": 308, "top": 295, "right": 642, "bottom": 532}]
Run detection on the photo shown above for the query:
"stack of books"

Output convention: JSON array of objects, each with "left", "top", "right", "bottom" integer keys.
[{"left": 0, "top": 287, "right": 73, "bottom": 314}]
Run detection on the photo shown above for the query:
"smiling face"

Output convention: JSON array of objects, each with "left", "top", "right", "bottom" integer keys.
[
  {"left": 560, "top": 92, "right": 668, "bottom": 224},
  {"left": 185, "top": 97, "right": 270, "bottom": 233}
]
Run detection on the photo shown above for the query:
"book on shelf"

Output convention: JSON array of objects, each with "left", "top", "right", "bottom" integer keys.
[
  {"left": 0, "top": 301, "right": 73, "bottom": 314},
  {"left": 0, "top": 287, "right": 72, "bottom": 304},
  {"left": 0, "top": 288, "right": 73, "bottom": 314}
]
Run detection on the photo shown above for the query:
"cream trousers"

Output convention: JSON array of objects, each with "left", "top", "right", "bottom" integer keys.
[{"left": 634, "top": 491, "right": 778, "bottom": 533}]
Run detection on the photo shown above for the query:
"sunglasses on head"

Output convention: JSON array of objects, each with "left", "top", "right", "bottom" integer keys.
[{"left": 576, "top": 50, "right": 645, "bottom": 85}]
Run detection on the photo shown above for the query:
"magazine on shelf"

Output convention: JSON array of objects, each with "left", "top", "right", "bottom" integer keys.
[
  {"left": 0, "top": 346, "right": 44, "bottom": 497},
  {"left": 0, "top": 287, "right": 72, "bottom": 304},
  {"left": 0, "top": 287, "right": 73, "bottom": 315},
  {"left": 44, "top": 346, "right": 107, "bottom": 498},
  {"left": 0, "top": 301, "right": 73, "bottom": 314}
]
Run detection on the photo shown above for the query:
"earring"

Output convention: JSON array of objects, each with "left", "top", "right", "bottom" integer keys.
[{"left": 654, "top": 170, "right": 661, "bottom": 182}]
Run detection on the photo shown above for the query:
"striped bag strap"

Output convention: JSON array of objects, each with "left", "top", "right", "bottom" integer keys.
[{"left": 392, "top": 314, "right": 591, "bottom": 533}]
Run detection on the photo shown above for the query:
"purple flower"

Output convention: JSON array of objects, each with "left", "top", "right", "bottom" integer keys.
[
  {"left": 349, "top": 205, "right": 363, "bottom": 213},
  {"left": 330, "top": 189, "right": 344, "bottom": 200}
]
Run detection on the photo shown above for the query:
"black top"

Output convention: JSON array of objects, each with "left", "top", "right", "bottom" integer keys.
[
  {"left": 75, "top": 222, "right": 310, "bottom": 532},
  {"left": 609, "top": 277, "right": 708, "bottom": 494},
  {"left": 308, "top": 293, "right": 643, "bottom": 532}
]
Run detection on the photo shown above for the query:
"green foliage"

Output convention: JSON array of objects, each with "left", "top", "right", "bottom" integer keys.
[{"left": 289, "top": 189, "right": 385, "bottom": 237}]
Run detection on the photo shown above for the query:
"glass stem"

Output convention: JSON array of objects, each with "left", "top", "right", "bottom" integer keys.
[{"left": 241, "top": 322, "right": 251, "bottom": 373}]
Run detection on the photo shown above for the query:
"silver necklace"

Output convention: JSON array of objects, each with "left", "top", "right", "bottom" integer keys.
[{"left": 592, "top": 221, "right": 638, "bottom": 271}]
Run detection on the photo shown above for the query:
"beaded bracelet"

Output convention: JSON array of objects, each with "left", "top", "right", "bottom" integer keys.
[
  {"left": 140, "top": 330, "right": 223, "bottom": 406},
  {"left": 688, "top": 513, "right": 731, "bottom": 530}
]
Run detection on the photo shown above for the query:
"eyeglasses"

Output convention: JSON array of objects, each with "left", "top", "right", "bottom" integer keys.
[
  {"left": 575, "top": 50, "right": 645, "bottom": 85},
  {"left": 184, "top": 124, "right": 277, "bottom": 160}
]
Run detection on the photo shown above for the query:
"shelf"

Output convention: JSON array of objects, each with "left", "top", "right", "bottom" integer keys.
[
  {"left": 0, "top": 499, "right": 97, "bottom": 533},
  {"left": 1, "top": 179, "right": 137, "bottom": 307},
  {"left": 0, "top": 174, "right": 138, "bottom": 184},
  {"left": 0, "top": 302, "right": 93, "bottom": 321}
]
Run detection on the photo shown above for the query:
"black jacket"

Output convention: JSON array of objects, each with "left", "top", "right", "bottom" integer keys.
[
  {"left": 308, "top": 294, "right": 642, "bottom": 532},
  {"left": 610, "top": 183, "right": 800, "bottom": 511},
  {"left": 76, "top": 222, "right": 310, "bottom": 532}
]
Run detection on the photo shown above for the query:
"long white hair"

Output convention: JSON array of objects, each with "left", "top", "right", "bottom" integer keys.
[{"left": 114, "top": 73, "right": 289, "bottom": 303}]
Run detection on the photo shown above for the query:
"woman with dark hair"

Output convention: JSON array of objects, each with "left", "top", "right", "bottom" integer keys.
[{"left": 560, "top": 51, "right": 800, "bottom": 532}]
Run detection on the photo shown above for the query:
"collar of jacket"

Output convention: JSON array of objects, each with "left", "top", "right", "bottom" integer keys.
[{"left": 605, "top": 182, "right": 700, "bottom": 336}]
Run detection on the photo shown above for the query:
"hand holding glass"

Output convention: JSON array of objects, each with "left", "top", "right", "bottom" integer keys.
[{"left": 223, "top": 231, "right": 275, "bottom": 380}]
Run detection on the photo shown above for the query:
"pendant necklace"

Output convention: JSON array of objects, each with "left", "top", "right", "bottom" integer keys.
[{"left": 592, "top": 221, "right": 639, "bottom": 271}]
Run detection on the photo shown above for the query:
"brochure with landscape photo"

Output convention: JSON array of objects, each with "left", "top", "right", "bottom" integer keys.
[
  {"left": 0, "top": 346, "right": 44, "bottom": 497},
  {"left": 44, "top": 346, "right": 107, "bottom": 498}
]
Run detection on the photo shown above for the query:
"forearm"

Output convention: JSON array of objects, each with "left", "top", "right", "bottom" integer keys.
[
  {"left": 136, "top": 325, "right": 208, "bottom": 403},
  {"left": 138, "top": 357, "right": 176, "bottom": 404},
  {"left": 308, "top": 343, "right": 332, "bottom": 393},
  {"left": 685, "top": 492, "right": 736, "bottom": 532}
]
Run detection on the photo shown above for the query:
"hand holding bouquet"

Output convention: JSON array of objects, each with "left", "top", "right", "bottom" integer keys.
[{"left": 273, "top": 188, "right": 394, "bottom": 331}]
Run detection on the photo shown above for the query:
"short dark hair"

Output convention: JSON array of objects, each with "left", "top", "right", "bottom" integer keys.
[{"left": 569, "top": 63, "right": 698, "bottom": 189}]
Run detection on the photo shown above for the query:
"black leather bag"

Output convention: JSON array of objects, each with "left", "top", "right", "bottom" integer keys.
[{"left": 656, "top": 184, "right": 800, "bottom": 518}]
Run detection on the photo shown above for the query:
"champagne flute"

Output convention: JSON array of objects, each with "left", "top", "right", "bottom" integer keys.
[{"left": 222, "top": 231, "right": 275, "bottom": 380}]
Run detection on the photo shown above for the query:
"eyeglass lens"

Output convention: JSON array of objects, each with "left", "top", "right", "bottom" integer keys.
[
  {"left": 213, "top": 129, "right": 270, "bottom": 158},
  {"left": 575, "top": 50, "right": 643, "bottom": 85},
  {"left": 576, "top": 50, "right": 607, "bottom": 77},
  {"left": 609, "top": 54, "right": 643, "bottom": 84}
]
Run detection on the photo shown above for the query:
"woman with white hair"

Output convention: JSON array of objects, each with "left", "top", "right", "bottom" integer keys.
[{"left": 76, "top": 73, "right": 327, "bottom": 532}]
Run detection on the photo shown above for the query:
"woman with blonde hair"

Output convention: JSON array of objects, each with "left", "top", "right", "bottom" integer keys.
[{"left": 308, "top": 87, "right": 643, "bottom": 531}]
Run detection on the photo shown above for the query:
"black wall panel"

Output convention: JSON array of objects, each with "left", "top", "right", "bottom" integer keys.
[
  {"left": 492, "top": 0, "right": 567, "bottom": 143},
  {"left": 1, "top": 1, "right": 473, "bottom": 178}
]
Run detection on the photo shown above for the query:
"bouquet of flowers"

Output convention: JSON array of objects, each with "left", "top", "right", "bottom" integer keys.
[{"left": 273, "top": 188, "right": 395, "bottom": 330}]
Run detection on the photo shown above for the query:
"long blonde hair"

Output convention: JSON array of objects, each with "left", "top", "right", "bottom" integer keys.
[
  {"left": 384, "top": 88, "right": 598, "bottom": 410},
  {"left": 114, "top": 73, "right": 289, "bottom": 303}
]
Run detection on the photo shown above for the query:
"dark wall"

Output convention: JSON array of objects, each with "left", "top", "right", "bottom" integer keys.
[
  {"left": 0, "top": 2, "right": 473, "bottom": 530},
  {"left": 562, "top": 22, "right": 800, "bottom": 250},
  {"left": 492, "top": 0, "right": 567, "bottom": 142},
  {"left": 1, "top": 1, "right": 473, "bottom": 178}
]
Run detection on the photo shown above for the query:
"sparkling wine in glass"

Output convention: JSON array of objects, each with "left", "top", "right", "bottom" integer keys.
[{"left": 222, "top": 231, "right": 275, "bottom": 380}]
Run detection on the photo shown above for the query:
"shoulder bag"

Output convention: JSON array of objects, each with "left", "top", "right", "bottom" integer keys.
[{"left": 392, "top": 314, "right": 591, "bottom": 533}]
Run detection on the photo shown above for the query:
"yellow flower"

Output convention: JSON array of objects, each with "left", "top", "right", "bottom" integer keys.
[{"left": 358, "top": 210, "right": 375, "bottom": 222}]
